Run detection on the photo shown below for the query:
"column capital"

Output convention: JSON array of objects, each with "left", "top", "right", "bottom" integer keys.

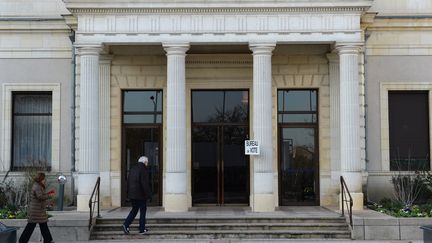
[
  {"left": 75, "top": 44, "right": 103, "bottom": 56},
  {"left": 249, "top": 42, "right": 276, "bottom": 55},
  {"left": 163, "top": 42, "right": 190, "bottom": 55},
  {"left": 99, "top": 55, "right": 113, "bottom": 64},
  {"left": 334, "top": 42, "right": 363, "bottom": 55},
  {"left": 326, "top": 52, "right": 339, "bottom": 64}
]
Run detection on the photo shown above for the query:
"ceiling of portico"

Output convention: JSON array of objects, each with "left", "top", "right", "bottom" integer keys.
[{"left": 109, "top": 44, "right": 329, "bottom": 55}]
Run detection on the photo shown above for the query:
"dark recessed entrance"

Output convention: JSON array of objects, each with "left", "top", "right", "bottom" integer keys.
[
  {"left": 191, "top": 90, "right": 249, "bottom": 205},
  {"left": 121, "top": 90, "right": 162, "bottom": 206},
  {"left": 278, "top": 89, "right": 319, "bottom": 206}
]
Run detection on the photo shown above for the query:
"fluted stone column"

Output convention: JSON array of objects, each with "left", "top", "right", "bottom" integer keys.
[
  {"left": 249, "top": 43, "right": 276, "bottom": 212},
  {"left": 327, "top": 52, "right": 341, "bottom": 193},
  {"left": 336, "top": 43, "right": 364, "bottom": 210},
  {"left": 76, "top": 45, "right": 101, "bottom": 211},
  {"left": 163, "top": 43, "right": 189, "bottom": 212},
  {"left": 99, "top": 54, "right": 112, "bottom": 207}
]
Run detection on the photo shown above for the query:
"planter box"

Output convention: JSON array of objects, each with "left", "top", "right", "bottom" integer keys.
[{"left": 353, "top": 216, "right": 430, "bottom": 240}]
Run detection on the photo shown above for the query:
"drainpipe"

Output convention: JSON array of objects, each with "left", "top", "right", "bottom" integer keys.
[
  {"left": 68, "top": 30, "right": 76, "bottom": 206},
  {"left": 363, "top": 29, "right": 372, "bottom": 204}
]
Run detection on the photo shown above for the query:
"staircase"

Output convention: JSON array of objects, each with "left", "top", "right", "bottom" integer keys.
[{"left": 90, "top": 216, "right": 351, "bottom": 240}]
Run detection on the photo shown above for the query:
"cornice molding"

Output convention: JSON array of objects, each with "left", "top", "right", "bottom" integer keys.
[
  {"left": 68, "top": 7, "right": 370, "bottom": 14},
  {"left": 63, "top": 14, "right": 78, "bottom": 30},
  {"left": 0, "top": 20, "right": 70, "bottom": 31},
  {"left": 365, "top": 18, "right": 432, "bottom": 31},
  {"left": 63, "top": 0, "right": 373, "bottom": 10}
]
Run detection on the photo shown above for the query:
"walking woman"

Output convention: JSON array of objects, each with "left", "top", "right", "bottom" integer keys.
[{"left": 19, "top": 172, "right": 55, "bottom": 243}]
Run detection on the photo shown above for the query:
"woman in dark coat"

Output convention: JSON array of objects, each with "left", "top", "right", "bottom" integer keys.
[{"left": 19, "top": 172, "right": 55, "bottom": 243}]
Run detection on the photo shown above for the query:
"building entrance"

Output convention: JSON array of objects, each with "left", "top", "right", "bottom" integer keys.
[
  {"left": 121, "top": 90, "right": 162, "bottom": 206},
  {"left": 278, "top": 90, "right": 319, "bottom": 206},
  {"left": 191, "top": 90, "right": 249, "bottom": 205}
]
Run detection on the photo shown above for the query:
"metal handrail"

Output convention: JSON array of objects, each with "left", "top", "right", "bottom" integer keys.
[
  {"left": 88, "top": 177, "right": 101, "bottom": 231},
  {"left": 340, "top": 176, "right": 353, "bottom": 228}
]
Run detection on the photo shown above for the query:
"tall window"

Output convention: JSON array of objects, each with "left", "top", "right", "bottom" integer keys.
[
  {"left": 12, "top": 92, "right": 52, "bottom": 170},
  {"left": 389, "top": 91, "right": 430, "bottom": 170},
  {"left": 278, "top": 89, "right": 319, "bottom": 205}
]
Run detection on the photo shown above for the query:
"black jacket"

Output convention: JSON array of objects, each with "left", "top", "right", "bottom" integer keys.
[{"left": 127, "top": 163, "right": 151, "bottom": 201}]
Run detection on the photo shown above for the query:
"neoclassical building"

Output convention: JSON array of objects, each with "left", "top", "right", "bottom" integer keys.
[{"left": 1, "top": 0, "right": 431, "bottom": 212}]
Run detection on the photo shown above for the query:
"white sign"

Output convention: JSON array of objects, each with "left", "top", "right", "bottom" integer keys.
[{"left": 245, "top": 140, "right": 260, "bottom": 155}]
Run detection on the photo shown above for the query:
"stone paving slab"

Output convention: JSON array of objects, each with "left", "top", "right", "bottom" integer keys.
[{"left": 29, "top": 240, "right": 422, "bottom": 243}]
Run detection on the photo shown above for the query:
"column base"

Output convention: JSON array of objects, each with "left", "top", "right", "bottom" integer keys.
[
  {"left": 76, "top": 173, "right": 100, "bottom": 211},
  {"left": 99, "top": 171, "right": 112, "bottom": 207},
  {"left": 110, "top": 171, "right": 121, "bottom": 207},
  {"left": 252, "top": 193, "right": 275, "bottom": 212},
  {"left": 77, "top": 194, "right": 91, "bottom": 211},
  {"left": 165, "top": 193, "right": 188, "bottom": 212},
  {"left": 339, "top": 192, "right": 364, "bottom": 211}
]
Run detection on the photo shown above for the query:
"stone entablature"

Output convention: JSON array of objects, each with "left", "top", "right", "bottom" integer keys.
[{"left": 64, "top": 0, "right": 372, "bottom": 44}]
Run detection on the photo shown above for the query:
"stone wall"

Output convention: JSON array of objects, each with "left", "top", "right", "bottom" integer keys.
[{"left": 364, "top": 8, "right": 432, "bottom": 202}]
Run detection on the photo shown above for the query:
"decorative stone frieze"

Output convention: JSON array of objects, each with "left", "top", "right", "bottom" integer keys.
[{"left": 66, "top": 2, "right": 369, "bottom": 44}]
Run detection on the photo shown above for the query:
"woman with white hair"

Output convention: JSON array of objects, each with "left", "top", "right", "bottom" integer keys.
[{"left": 122, "top": 156, "right": 151, "bottom": 235}]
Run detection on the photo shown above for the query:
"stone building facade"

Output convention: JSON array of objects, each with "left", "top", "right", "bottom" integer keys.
[{"left": 0, "top": 0, "right": 431, "bottom": 212}]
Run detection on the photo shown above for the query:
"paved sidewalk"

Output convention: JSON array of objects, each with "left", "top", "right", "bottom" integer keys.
[{"left": 30, "top": 240, "right": 422, "bottom": 243}]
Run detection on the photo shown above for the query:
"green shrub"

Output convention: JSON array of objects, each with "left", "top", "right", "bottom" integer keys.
[
  {"left": 0, "top": 205, "right": 27, "bottom": 219},
  {"left": 368, "top": 198, "right": 432, "bottom": 217}
]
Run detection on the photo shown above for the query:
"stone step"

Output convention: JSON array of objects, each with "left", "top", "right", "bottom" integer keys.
[
  {"left": 96, "top": 217, "right": 346, "bottom": 224},
  {"left": 91, "top": 216, "right": 351, "bottom": 240},
  {"left": 90, "top": 230, "right": 351, "bottom": 240},
  {"left": 93, "top": 222, "right": 349, "bottom": 232}
]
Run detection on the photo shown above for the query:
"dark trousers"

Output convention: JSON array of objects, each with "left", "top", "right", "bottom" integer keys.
[
  {"left": 19, "top": 222, "right": 53, "bottom": 243},
  {"left": 123, "top": 199, "right": 147, "bottom": 232}
]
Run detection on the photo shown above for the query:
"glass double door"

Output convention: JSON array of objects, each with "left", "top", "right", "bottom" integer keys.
[
  {"left": 122, "top": 126, "right": 161, "bottom": 206},
  {"left": 192, "top": 125, "right": 249, "bottom": 205},
  {"left": 191, "top": 90, "right": 250, "bottom": 205}
]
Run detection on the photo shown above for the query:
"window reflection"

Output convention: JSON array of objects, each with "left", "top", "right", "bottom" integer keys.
[
  {"left": 123, "top": 90, "right": 162, "bottom": 124},
  {"left": 192, "top": 90, "right": 248, "bottom": 123},
  {"left": 277, "top": 90, "right": 318, "bottom": 124}
]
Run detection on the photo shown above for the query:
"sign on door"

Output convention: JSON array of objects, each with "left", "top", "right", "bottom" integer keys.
[{"left": 245, "top": 140, "right": 260, "bottom": 155}]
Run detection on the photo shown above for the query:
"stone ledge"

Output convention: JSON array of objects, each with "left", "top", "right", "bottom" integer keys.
[{"left": 352, "top": 216, "right": 427, "bottom": 240}]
